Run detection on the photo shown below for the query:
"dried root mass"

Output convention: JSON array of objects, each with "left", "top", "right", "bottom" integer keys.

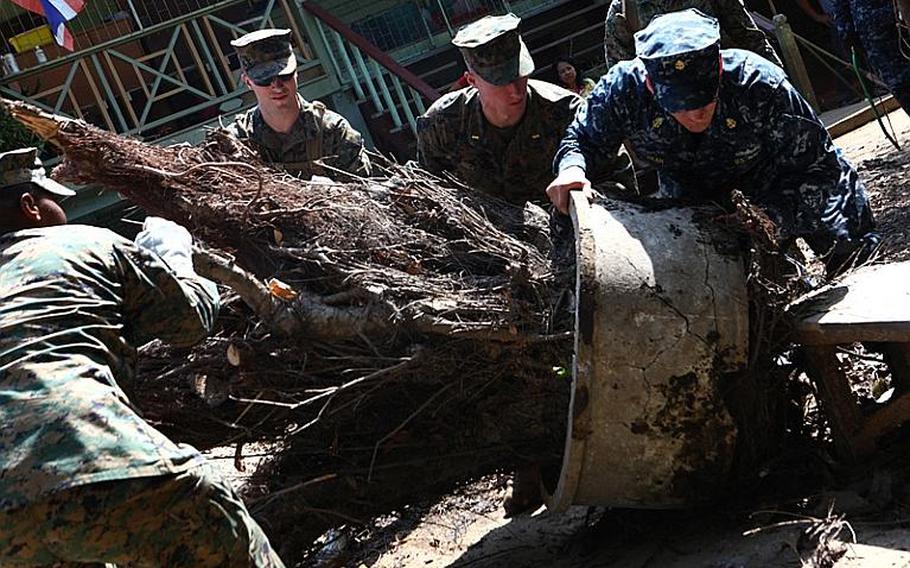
[{"left": 6, "top": 102, "right": 574, "bottom": 553}]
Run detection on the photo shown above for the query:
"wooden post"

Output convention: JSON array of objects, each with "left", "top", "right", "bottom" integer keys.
[
  {"left": 801, "top": 345, "right": 866, "bottom": 460},
  {"left": 772, "top": 14, "right": 819, "bottom": 112}
]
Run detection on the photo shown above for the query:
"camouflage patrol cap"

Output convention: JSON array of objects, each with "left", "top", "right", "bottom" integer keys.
[
  {"left": 230, "top": 28, "right": 297, "bottom": 84},
  {"left": 452, "top": 13, "right": 534, "bottom": 86},
  {"left": 634, "top": 9, "right": 722, "bottom": 112},
  {"left": 0, "top": 147, "right": 75, "bottom": 197}
]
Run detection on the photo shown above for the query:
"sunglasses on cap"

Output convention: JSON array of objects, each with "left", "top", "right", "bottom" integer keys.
[{"left": 250, "top": 72, "right": 296, "bottom": 87}]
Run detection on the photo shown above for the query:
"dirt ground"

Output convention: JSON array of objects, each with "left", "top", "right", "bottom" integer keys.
[
  {"left": 318, "top": 475, "right": 910, "bottom": 567},
  {"left": 836, "top": 112, "right": 910, "bottom": 266},
  {"left": 220, "top": 110, "right": 910, "bottom": 568}
]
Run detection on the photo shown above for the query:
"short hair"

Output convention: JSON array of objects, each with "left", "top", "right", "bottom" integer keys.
[
  {"left": 554, "top": 57, "right": 588, "bottom": 86},
  {"left": 0, "top": 182, "right": 40, "bottom": 207}
]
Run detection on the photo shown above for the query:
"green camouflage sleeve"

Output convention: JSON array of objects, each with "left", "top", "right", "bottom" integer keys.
[
  {"left": 323, "top": 113, "right": 372, "bottom": 177},
  {"left": 117, "top": 243, "right": 220, "bottom": 348},
  {"left": 604, "top": 0, "right": 636, "bottom": 69},
  {"left": 224, "top": 109, "right": 253, "bottom": 144},
  {"left": 415, "top": 113, "right": 455, "bottom": 175},
  {"left": 715, "top": 0, "right": 784, "bottom": 67}
]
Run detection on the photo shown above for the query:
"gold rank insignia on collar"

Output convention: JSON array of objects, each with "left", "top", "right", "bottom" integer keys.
[
  {"left": 725, "top": 118, "right": 737, "bottom": 129},
  {"left": 652, "top": 116, "right": 664, "bottom": 128},
  {"left": 674, "top": 59, "right": 686, "bottom": 70}
]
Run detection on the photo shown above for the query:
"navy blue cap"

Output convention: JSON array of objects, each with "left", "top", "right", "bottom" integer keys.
[{"left": 634, "top": 9, "right": 721, "bottom": 112}]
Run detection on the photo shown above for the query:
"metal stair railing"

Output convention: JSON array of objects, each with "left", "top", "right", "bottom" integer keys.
[
  {"left": 0, "top": 0, "right": 332, "bottom": 141},
  {"left": 301, "top": 1, "right": 440, "bottom": 136},
  {"left": 0, "top": 0, "right": 337, "bottom": 224}
]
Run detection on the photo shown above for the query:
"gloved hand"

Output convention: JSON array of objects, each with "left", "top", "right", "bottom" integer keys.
[
  {"left": 826, "top": 231, "right": 880, "bottom": 277},
  {"left": 134, "top": 216, "right": 195, "bottom": 277}
]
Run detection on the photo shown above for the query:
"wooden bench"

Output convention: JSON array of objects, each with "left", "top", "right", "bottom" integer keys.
[{"left": 789, "top": 262, "right": 910, "bottom": 460}]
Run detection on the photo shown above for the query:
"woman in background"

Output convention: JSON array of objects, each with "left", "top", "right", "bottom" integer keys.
[{"left": 555, "top": 57, "right": 596, "bottom": 97}]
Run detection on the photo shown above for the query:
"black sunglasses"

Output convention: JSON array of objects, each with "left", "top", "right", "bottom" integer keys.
[{"left": 250, "top": 72, "right": 295, "bottom": 88}]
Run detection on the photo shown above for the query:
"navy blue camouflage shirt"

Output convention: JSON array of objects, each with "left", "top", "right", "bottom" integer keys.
[{"left": 555, "top": 49, "right": 875, "bottom": 249}]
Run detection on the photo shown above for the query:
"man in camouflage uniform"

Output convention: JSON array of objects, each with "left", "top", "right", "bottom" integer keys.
[
  {"left": 604, "top": 0, "right": 783, "bottom": 69},
  {"left": 0, "top": 147, "right": 285, "bottom": 567},
  {"left": 549, "top": 10, "right": 878, "bottom": 273},
  {"left": 227, "top": 28, "right": 371, "bottom": 179},
  {"left": 417, "top": 14, "right": 635, "bottom": 204},
  {"left": 828, "top": 0, "right": 910, "bottom": 113}
]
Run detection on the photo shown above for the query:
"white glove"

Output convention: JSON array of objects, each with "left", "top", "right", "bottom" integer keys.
[{"left": 134, "top": 216, "right": 194, "bottom": 277}]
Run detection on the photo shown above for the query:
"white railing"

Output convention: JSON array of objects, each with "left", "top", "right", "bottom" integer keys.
[
  {"left": 303, "top": 1, "right": 439, "bottom": 136},
  {"left": 0, "top": 0, "right": 332, "bottom": 140}
]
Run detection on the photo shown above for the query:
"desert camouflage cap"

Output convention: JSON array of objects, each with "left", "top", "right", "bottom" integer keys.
[
  {"left": 634, "top": 9, "right": 722, "bottom": 112},
  {"left": 0, "top": 147, "right": 75, "bottom": 197},
  {"left": 230, "top": 28, "right": 297, "bottom": 84},
  {"left": 453, "top": 13, "right": 534, "bottom": 86}
]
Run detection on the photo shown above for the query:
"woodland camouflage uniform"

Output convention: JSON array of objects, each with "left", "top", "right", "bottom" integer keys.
[
  {"left": 0, "top": 223, "right": 283, "bottom": 567},
  {"left": 417, "top": 13, "right": 635, "bottom": 203},
  {"left": 418, "top": 80, "right": 636, "bottom": 203},
  {"left": 0, "top": 147, "right": 283, "bottom": 566},
  {"left": 227, "top": 28, "right": 371, "bottom": 178},
  {"left": 228, "top": 97, "right": 371, "bottom": 179}
]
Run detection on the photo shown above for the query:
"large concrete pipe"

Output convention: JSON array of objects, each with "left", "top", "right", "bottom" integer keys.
[{"left": 545, "top": 193, "right": 749, "bottom": 511}]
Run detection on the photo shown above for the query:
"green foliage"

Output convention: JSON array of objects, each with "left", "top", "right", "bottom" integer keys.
[{"left": 0, "top": 106, "right": 42, "bottom": 153}]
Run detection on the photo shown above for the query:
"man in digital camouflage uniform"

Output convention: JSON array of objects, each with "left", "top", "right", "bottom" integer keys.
[
  {"left": 416, "top": 13, "right": 636, "bottom": 204},
  {"left": 227, "top": 28, "right": 371, "bottom": 179},
  {"left": 828, "top": 0, "right": 910, "bottom": 113},
  {"left": 0, "top": 147, "right": 285, "bottom": 567},
  {"left": 549, "top": 9, "right": 878, "bottom": 273},
  {"left": 604, "top": 0, "right": 782, "bottom": 70}
]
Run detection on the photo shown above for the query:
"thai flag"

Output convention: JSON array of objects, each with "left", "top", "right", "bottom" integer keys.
[{"left": 11, "top": 0, "right": 86, "bottom": 51}]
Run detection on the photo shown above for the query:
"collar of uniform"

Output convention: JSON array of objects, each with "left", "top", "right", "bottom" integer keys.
[
  {"left": 704, "top": 96, "right": 735, "bottom": 133},
  {"left": 466, "top": 82, "right": 538, "bottom": 142}
]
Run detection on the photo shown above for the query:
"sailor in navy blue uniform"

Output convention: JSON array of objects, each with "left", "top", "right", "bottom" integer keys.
[{"left": 548, "top": 8, "right": 878, "bottom": 271}]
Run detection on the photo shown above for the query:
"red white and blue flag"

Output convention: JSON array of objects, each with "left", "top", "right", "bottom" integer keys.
[{"left": 10, "top": 0, "right": 86, "bottom": 51}]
